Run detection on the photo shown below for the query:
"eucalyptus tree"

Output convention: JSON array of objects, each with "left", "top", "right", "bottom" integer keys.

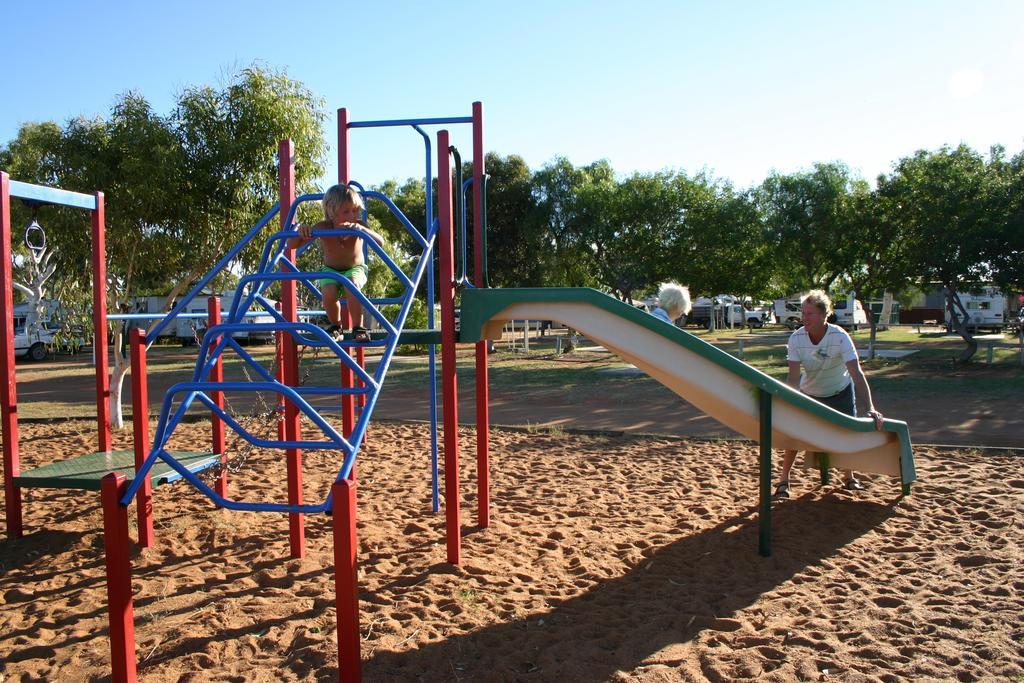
[
  {"left": 473, "top": 153, "right": 545, "bottom": 288},
  {"left": 836, "top": 186, "right": 915, "bottom": 357},
  {"left": 756, "top": 162, "right": 865, "bottom": 296},
  {"left": 0, "top": 122, "right": 74, "bottom": 336},
  {"left": 1, "top": 64, "right": 328, "bottom": 426},
  {"left": 171, "top": 65, "right": 327, "bottom": 301},
  {"left": 573, "top": 170, "right": 674, "bottom": 302},
  {"left": 660, "top": 172, "right": 773, "bottom": 303},
  {"left": 877, "top": 144, "right": 1000, "bottom": 362},
  {"left": 984, "top": 146, "right": 1024, "bottom": 294},
  {"left": 530, "top": 157, "right": 611, "bottom": 290}
]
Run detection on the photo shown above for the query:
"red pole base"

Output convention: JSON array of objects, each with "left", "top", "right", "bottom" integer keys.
[
  {"left": 101, "top": 473, "right": 138, "bottom": 682},
  {"left": 475, "top": 341, "right": 490, "bottom": 528},
  {"left": 332, "top": 478, "right": 362, "bottom": 682}
]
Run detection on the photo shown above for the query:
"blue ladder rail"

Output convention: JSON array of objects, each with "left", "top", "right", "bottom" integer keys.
[{"left": 121, "top": 190, "right": 437, "bottom": 513}]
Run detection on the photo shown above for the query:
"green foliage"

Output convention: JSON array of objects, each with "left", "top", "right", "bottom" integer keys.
[
  {"left": 878, "top": 144, "right": 995, "bottom": 290},
  {"left": 755, "top": 162, "right": 866, "bottom": 295},
  {"left": 5, "top": 73, "right": 1019, "bottom": 368},
  {"left": 1, "top": 63, "right": 327, "bottom": 335},
  {"left": 476, "top": 153, "right": 544, "bottom": 288},
  {"left": 984, "top": 146, "right": 1024, "bottom": 291},
  {"left": 368, "top": 177, "right": 427, "bottom": 255}
]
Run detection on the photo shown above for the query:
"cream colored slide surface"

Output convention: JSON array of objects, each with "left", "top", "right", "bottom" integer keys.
[{"left": 461, "top": 288, "right": 915, "bottom": 485}]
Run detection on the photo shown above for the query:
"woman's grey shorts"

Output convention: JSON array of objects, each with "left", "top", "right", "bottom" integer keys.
[{"left": 809, "top": 382, "right": 856, "bottom": 417}]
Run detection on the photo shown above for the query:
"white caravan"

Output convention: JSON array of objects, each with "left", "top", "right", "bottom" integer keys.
[
  {"left": 176, "top": 292, "right": 277, "bottom": 345},
  {"left": 773, "top": 294, "right": 867, "bottom": 330},
  {"left": 944, "top": 288, "right": 1011, "bottom": 332}
]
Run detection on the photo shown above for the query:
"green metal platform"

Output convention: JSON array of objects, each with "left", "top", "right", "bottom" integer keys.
[{"left": 12, "top": 450, "right": 218, "bottom": 492}]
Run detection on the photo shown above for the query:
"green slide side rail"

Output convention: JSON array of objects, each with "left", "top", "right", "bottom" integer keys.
[{"left": 461, "top": 287, "right": 915, "bottom": 485}]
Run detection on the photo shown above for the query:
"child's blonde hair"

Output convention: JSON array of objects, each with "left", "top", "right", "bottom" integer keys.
[
  {"left": 323, "top": 183, "right": 364, "bottom": 222},
  {"left": 802, "top": 289, "right": 833, "bottom": 316},
  {"left": 658, "top": 282, "right": 692, "bottom": 318}
]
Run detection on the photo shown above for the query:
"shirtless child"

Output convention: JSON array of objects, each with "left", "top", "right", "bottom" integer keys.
[{"left": 288, "top": 184, "right": 385, "bottom": 342}]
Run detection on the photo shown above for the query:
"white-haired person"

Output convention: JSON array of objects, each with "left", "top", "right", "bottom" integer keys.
[
  {"left": 649, "top": 282, "right": 692, "bottom": 325},
  {"left": 773, "top": 289, "right": 885, "bottom": 498}
]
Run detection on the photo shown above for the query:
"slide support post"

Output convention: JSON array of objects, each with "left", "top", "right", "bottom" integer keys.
[{"left": 758, "top": 388, "right": 772, "bottom": 558}]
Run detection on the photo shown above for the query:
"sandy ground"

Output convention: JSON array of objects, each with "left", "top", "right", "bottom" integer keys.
[{"left": 1, "top": 419, "right": 1022, "bottom": 682}]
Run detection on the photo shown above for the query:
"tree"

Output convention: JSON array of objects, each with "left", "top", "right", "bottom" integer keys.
[
  {"left": 1, "top": 64, "right": 328, "bottom": 427},
  {"left": 835, "top": 186, "right": 915, "bottom": 358},
  {"left": 471, "top": 153, "right": 543, "bottom": 288},
  {"left": 878, "top": 144, "right": 998, "bottom": 362},
  {"left": 0, "top": 122, "right": 66, "bottom": 337},
  {"left": 984, "top": 146, "right": 1024, "bottom": 293},
  {"left": 530, "top": 157, "right": 613, "bottom": 290},
  {"left": 659, "top": 172, "right": 773, "bottom": 304},
  {"left": 171, "top": 65, "right": 327, "bottom": 296},
  {"left": 756, "top": 162, "right": 865, "bottom": 296}
]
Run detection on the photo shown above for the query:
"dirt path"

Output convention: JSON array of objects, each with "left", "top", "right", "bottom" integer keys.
[{"left": 13, "top": 344, "right": 1023, "bottom": 449}]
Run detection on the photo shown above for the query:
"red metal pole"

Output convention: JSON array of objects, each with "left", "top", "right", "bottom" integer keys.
[
  {"left": 332, "top": 478, "right": 362, "bottom": 682},
  {"left": 208, "top": 297, "right": 227, "bottom": 499},
  {"left": 129, "top": 330, "right": 153, "bottom": 547},
  {"left": 0, "top": 173, "right": 23, "bottom": 538},
  {"left": 471, "top": 101, "right": 490, "bottom": 528},
  {"left": 101, "top": 472, "right": 138, "bottom": 683},
  {"left": 338, "top": 108, "right": 351, "bottom": 185},
  {"left": 93, "top": 192, "right": 111, "bottom": 452},
  {"left": 338, "top": 108, "right": 356, "bottom": 438},
  {"left": 280, "top": 139, "right": 304, "bottom": 557},
  {"left": 437, "top": 131, "right": 461, "bottom": 564}
]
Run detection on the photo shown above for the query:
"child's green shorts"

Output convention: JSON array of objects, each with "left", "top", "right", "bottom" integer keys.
[{"left": 319, "top": 263, "right": 368, "bottom": 290}]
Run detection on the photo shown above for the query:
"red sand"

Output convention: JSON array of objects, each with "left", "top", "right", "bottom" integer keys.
[{"left": 1, "top": 419, "right": 1022, "bottom": 681}]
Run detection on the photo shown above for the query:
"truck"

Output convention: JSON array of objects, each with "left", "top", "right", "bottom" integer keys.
[
  {"left": 773, "top": 298, "right": 803, "bottom": 329},
  {"left": 944, "top": 288, "right": 1012, "bottom": 333},
  {"left": 13, "top": 323, "right": 56, "bottom": 361}
]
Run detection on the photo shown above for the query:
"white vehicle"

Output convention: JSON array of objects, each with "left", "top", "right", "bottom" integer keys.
[
  {"left": 773, "top": 298, "right": 804, "bottom": 329},
  {"left": 832, "top": 296, "right": 868, "bottom": 330},
  {"left": 14, "top": 325, "right": 55, "bottom": 362},
  {"left": 723, "top": 303, "right": 768, "bottom": 328},
  {"left": 944, "top": 288, "right": 1010, "bottom": 332},
  {"left": 741, "top": 306, "right": 775, "bottom": 328},
  {"left": 176, "top": 293, "right": 278, "bottom": 346}
]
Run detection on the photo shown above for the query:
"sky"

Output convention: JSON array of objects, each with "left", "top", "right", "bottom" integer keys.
[{"left": 2, "top": 0, "right": 1022, "bottom": 191}]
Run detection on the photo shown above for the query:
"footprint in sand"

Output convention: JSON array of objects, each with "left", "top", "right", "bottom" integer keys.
[{"left": 872, "top": 595, "right": 903, "bottom": 608}]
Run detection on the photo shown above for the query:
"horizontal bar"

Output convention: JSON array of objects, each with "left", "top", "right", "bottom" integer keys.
[
  {"left": 109, "top": 310, "right": 289, "bottom": 321},
  {"left": 9, "top": 180, "right": 97, "bottom": 210},
  {"left": 348, "top": 116, "right": 473, "bottom": 129}
]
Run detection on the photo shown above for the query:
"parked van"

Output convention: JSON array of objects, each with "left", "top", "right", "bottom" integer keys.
[
  {"left": 945, "top": 288, "right": 1010, "bottom": 332},
  {"left": 832, "top": 296, "right": 868, "bottom": 330}
]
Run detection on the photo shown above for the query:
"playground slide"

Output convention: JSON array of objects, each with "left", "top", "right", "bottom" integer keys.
[{"left": 460, "top": 288, "right": 916, "bottom": 486}]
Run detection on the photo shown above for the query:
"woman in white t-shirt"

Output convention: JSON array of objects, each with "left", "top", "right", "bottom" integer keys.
[{"left": 773, "top": 290, "right": 885, "bottom": 498}]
